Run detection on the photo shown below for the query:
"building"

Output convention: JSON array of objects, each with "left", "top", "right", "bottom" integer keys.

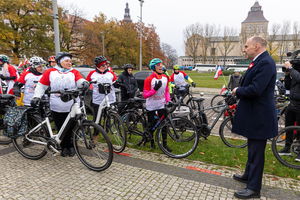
[
  {"left": 123, "top": 3, "right": 132, "bottom": 23},
  {"left": 180, "top": 1, "right": 300, "bottom": 67}
]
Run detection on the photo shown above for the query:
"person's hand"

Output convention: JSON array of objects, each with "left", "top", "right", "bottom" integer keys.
[
  {"left": 153, "top": 81, "right": 162, "bottom": 91},
  {"left": 191, "top": 82, "right": 196, "bottom": 87},
  {"left": 81, "top": 81, "right": 90, "bottom": 91},
  {"left": 0, "top": 74, "right": 5, "bottom": 80},
  {"left": 30, "top": 97, "right": 41, "bottom": 108},
  {"left": 284, "top": 61, "right": 292, "bottom": 69},
  {"left": 232, "top": 87, "right": 238, "bottom": 95}
]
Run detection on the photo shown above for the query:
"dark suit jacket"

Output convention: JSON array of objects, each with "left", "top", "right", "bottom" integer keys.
[{"left": 232, "top": 51, "right": 278, "bottom": 140}]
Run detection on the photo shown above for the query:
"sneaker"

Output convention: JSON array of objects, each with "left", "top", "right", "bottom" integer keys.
[
  {"left": 295, "top": 154, "right": 300, "bottom": 162},
  {"left": 278, "top": 146, "right": 291, "bottom": 156}
]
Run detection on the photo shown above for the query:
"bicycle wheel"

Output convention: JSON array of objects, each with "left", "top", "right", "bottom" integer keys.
[
  {"left": 12, "top": 114, "right": 48, "bottom": 160},
  {"left": 272, "top": 126, "right": 300, "bottom": 169},
  {"left": 0, "top": 118, "right": 11, "bottom": 145},
  {"left": 210, "top": 95, "right": 226, "bottom": 113},
  {"left": 123, "top": 111, "right": 146, "bottom": 145},
  {"left": 219, "top": 117, "right": 247, "bottom": 148},
  {"left": 156, "top": 117, "right": 199, "bottom": 158},
  {"left": 186, "top": 98, "right": 199, "bottom": 111},
  {"left": 73, "top": 120, "right": 113, "bottom": 172},
  {"left": 104, "top": 111, "right": 127, "bottom": 152}
]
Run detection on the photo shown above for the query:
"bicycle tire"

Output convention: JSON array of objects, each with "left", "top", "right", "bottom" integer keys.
[
  {"left": 156, "top": 117, "right": 199, "bottom": 158},
  {"left": 73, "top": 120, "right": 113, "bottom": 172},
  {"left": 104, "top": 111, "right": 127, "bottom": 153},
  {"left": 12, "top": 114, "right": 48, "bottom": 160},
  {"left": 186, "top": 97, "right": 199, "bottom": 111},
  {"left": 272, "top": 126, "right": 300, "bottom": 169},
  {"left": 210, "top": 95, "right": 226, "bottom": 113},
  {"left": 219, "top": 116, "right": 247, "bottom": 148}
]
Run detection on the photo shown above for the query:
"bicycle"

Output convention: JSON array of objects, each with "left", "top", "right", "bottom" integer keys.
[
  {"left": 188, "top": 94, "right": 248, "bottom": 148},
  {"left": 12, "top": 89, "right": 113, "bottom": 172},
  {"left": 272, "top": 125, "right": 300, "bottom": 169},
  {"left": 91, "top": 81, "right": 127, "bottom": 153},
  {"left": 0, "top": 94, "right": 15, "bottom": 144},
  {"left": 125, "top": 102, "right": 199, "bottom": 159},
  {"left": 210, "top": 88, "right": 231, "bottom": 113},
  {"left": 172, "top": 85, "right": 199, "bottom": 111}
]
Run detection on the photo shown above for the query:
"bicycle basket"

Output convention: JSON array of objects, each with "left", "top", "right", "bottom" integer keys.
[
  {"left": 3, "top": 106, "right": 29, "bottom": 138},
  {"left": 98, "top": 83, "right": 111, "bottom": 94}
]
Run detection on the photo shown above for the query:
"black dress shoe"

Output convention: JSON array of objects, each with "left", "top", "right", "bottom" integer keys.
[
  {"left": 61, "top": 148, "right": 70, "bottom": 157},
  {"left": 234, "top": 188, "right": 260, "bottom": 199},
  {"left": 233, "top": 174, "right": 248, "bottom": 184}
]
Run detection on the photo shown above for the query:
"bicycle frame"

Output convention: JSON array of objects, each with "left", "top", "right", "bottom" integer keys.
[
  {"left": 25, "top": 93, "right": 86, "bottom": 153},
  {"left": 95, "top": 93, "right": 111, "bottom": 124}
]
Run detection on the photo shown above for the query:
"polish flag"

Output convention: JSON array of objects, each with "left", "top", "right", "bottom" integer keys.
[{"left": 214, "top": 65, "right": 223, "bottom": 80}]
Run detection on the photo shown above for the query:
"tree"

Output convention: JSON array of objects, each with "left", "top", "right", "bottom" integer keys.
[
  {"left": 184, "top": 23, "right": 203, "bottom": 67},
  {"left": 267, "top": 23, "right": 281, "bottom": 57},
  {"left": 278, "top": 21, "right": 291, "bottom": 63},
  {"left": 200, "top": 24, "right": 216, "bottom": 64},
  {"left": 0, "top": 0, "right": 54, "bottom": 61},
  {"left": 218, "top": 26, "right": 236, "bottom": 66},
  {"left": 292, "top": 21, "right": 300, "bottom": 50},
  {"left": 161, "top": 43, "right": 178, "bottom": 68}
]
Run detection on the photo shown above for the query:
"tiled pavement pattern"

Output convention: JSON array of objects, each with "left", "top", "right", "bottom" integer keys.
[
  {"left": 0, "top": 144, "right": 299, "bottom": 200},
  {"left": 0, "top": 89, "right": 299, "bottom": 199}
]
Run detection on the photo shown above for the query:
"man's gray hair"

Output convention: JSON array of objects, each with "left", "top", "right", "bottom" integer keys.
[{"left": 251, "top": 36, "right": 267, "bottom": 47}]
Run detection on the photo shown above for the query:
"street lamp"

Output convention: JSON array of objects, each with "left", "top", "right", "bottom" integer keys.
[
  {"left": 100, "top": 32, "right": 105, "bottom": 56},
  {"left": 138, "top": 0, "right": 144, "bottom": 71},
  {"left": 52, "top": 0, "right": 60, "bottom": 54}
]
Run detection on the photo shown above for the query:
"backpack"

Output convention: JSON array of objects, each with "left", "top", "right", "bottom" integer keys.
[{"left": 3, "top": 106, "right": 29, "bottom": 138}]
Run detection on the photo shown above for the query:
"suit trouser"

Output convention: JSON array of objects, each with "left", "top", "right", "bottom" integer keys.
[{"left": 243, "top": 138, "right": 267, "bottom": 192}]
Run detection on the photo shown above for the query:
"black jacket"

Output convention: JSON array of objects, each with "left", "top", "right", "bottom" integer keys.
[
  {"left": 285, "top": 68, "right": 300, "bottom": 110},
  {"left": 118, "top": 71, "right": 138, "bottom": 101}
]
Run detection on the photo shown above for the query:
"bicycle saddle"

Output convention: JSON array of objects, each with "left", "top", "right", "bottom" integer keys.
[{"left": 191, "top": 97, "right": 205, "bottom": 102}]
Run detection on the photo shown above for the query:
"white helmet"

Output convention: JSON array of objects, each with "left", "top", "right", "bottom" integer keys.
[{"left": 29, "top": 56, "right": 45, "bottom": 68}]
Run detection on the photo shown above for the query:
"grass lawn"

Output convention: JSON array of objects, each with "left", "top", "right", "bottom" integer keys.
[
  {"left": 125, "top": 133, "right": 300, "bottom": 180},
  {"left": 115, "top": 69, "right": 229, "bottom": 89}
]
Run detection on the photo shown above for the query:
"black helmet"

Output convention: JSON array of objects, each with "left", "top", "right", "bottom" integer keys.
[
  {"left": 94, "top": 56, "right": 107, "bottom": 65},
  {"left": 123, "top": 64, "right": 133, "bottom": 70},
  {"left": 55, "top": 52, "right": 72, "bottom": 64},
  {"left": 289, "top": 50, "right": 300, "bottom": 66}
]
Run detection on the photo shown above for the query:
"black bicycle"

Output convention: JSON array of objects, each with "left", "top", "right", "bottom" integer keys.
[{"left": 188, "top": 94, "right": 248, "bottom": 148}]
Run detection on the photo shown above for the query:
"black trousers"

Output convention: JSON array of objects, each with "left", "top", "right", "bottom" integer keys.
[
  {"left": 243, "top": 139, "right": 267, "bottom": 192},
  {"left": 146, "top": 109, "right": 167, "bottom": 140},
  {"left": 285, "top": 106, "right": 300, "bottom": 146},
  {"left": 51, "top": 111, "right": 75, "bottom": 149}
]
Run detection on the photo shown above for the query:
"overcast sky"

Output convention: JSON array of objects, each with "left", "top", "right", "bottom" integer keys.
[{"left": 57, "top": 0, "right": 300, "bottom": 56}]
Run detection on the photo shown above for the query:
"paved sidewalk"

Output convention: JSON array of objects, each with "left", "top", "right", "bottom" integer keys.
[{"left": 0, "top": 144, "right": 299, "bottom": 200}]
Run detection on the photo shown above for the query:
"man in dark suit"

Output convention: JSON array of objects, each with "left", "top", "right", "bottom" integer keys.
[{"left": 231, "top": 36, "right": 278, "bottom": 199}]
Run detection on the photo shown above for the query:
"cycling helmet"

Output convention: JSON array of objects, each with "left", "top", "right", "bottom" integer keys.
[
  {"left": 29, "top": 56, "right": 45, "bottom": 68},
  {"left": 48, "top": 55, "right": 56, "bottom": 62},
  {"left": 94, "top": 56, "right": 107, "bottom": 66},
  {"left": 149, "top": 58, "right": 162, "bottom": 70},
  {"left": 173, "top": 65, "right": 180, "bottom": 70},
  {"left": 0, "top": 54, "right": 9, "bottom": 63},
  {"left": 55, "top": 52, "right": 72, "bottom": 64},
  {"left": 123, "top": 64, "right": 134, "bottom": 70}
]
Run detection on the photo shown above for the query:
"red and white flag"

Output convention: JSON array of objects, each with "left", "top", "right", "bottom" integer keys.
[{"left": 214, "top": 65, "right": 223, "bottom": 80}]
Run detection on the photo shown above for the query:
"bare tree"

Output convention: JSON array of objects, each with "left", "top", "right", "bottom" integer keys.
[
  {"left": 200, "top": 24, "right": 216, "bottom": 64},
  {"left": 161, "top": 43, "right": 178, "bottom": 68},
  {"left": 292, "top": 21, "right": 300, "bottom": 50},
  {"left": 218, "top": 26, "right": 237, "bottom": 66},
  {"left": 268, "top": 23, "right": 281, "bottom": 57},
  {"left": 278, "top": 21, "right": 291, "bottom": 63},
  {"left": 184, "top": 23, "right": 203, "bottom": 67}
]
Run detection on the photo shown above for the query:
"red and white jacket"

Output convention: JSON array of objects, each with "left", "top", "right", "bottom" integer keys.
[
  {"left": 143, "top": 72, "right": 170, "bottom": 111},
  {"left": 34, "top": 68, "right": 85, "bottom": 112},
  {"left": 170, "top": 71, "right": 189, "bottom": 87},
  {"left": 1, "top": 63, "right": 19, "bottom": 94},
  {"left": 86, "top": 70, "right": 117, "bottom": 105},
  {"left": 17, "top": 71, "right": 42, "bottom": 106}
]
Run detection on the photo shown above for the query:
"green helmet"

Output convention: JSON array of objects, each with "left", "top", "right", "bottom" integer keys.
[
  {"left": 149, "top": 58, "right": 162, "bottom": 70},
  {"left": 0, "top": 54, "right": 9, "bottom": 63},
  {"left": 173, "top": 65, "right": 180, "bottom": 70}
]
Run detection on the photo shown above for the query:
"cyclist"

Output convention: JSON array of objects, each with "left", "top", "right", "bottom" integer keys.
[
  {"left": 31, "top": 52, "right": 89, "bottom": 157},
  {"left": 143, "top": 58, "right": 171, "bottom": 150},
  {"left": 170, "top": 65, "right": 196, "bottom": 88},
  {"left": 47, "top": 55, "right": 56, "bottom": 68},
  {"left": 0, "top": 54, "right": 19, "bottom": 94},
  {"left": 13, "top": 56, "right": 46, "bottom": 106},
  {"left": 227, "top": 71, "right": 241, "bottom": 90},
  {"left": 117, "top": 64, "right": 138, "bottom": 101},
  {"left": 86, "top": 56, "right": 117, "bottom": 121}
]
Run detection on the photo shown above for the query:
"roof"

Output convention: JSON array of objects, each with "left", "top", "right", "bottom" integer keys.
[{"left": 242, "top": 1, "right": 268, "bottom": 23}]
